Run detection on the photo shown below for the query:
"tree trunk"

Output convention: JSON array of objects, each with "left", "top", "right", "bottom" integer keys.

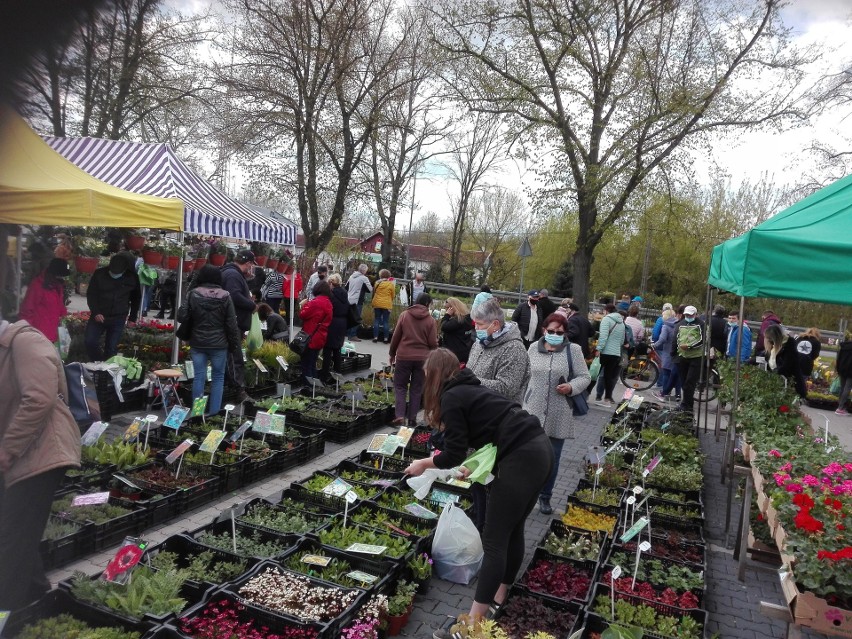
[{"left": 571, "top": 244, "right": 593, "bottom": 313}]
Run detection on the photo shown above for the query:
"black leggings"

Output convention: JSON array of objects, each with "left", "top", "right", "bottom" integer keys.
[
  {"left": 597, "top": 353, "right": 621, "bottom": 401},
  {"left": 475, "top": 433, "right": 553, "bottom": 604}
]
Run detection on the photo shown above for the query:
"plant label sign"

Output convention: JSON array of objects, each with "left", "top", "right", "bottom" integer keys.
[
  {"left": 345, "top": 490, "right": 358, "bottom": 504},
  {"left": 165, "top": 439, "right": 194, "bottom": 464},
  {"left": 190, "top": 396, "right": 208, "bottom": 418},
  {"left": 346, "top": 543, "right": 387, "bottom": 555},
  {"left": 615, "top": 401, "right": 629, "bottom": 414},
  {"left": 621, "top": 388, "right": 635, "bottom": 402},
  {"left": 367, "top": 434, "right": 388, "bottom": 453},
  {"left": 396, "top": 426, "right": 415, "bottom": 447},
  {"left": 81, "top": 421, "right": 109, "bottom": 446},
  {"left": 445, "top": 477, "right": 472, "bottom": 489},
  {"left": 370, "top": 479, "right": 396, "bottom": 488},
  {"left": 302, "top": 555, "right": 332, "bottom": 567},
  {"left": 346, "top": 570, "right": 378, "bottom": 584},
  {"left": 111, "top": 474, "right": 142, "bottom": 491},
  {"left": 253, "top": 358, "right": 268, "bottom": 373},
  {"left": 619, "top": 516, "right": 649, "bottom": 543},
  {"left": 268, "top": 414, "right": 286, "bottom": 436},
  {"left": 102, "top": 538, "right": 148, "bottom": 584},
  {"left": 183, "top": 361, "right": 194, "bottom": 379},
  {"left": 72, "top": 492, "right": 110, "bottom": 506},
  {"left": 122, "top": 418, "right": 144, "bottom": 443},
  {"left": 639, "top": 540, "right": 652, "bottom": 552},
  {"left": 626, "top": 495, "right": 636, "bottom": 506},
  {"left": 611, "top": 565, "right": 622, "bottom": 579},
  {"left": 628, "top": 394, "right": 644, "bottom": 410},
  {"left": 430, "top": 489, "right": 460, "bottom": 507},
  {"left": 163, "top": 406, "right": 190, "bottom": 430},
  {"left": 642, "top": 454, "right": 663, "bottom": 478},
  {"left": 378, "top": 434, "right": 403, "bottom": 455},
  {"left": 230, "top": 421, "right": 253, "bottom": 442},
  {"left": 199, "top": 430, "right": 226, "bottom": 453},
  {"left": 632, "top": 485, "right": 643, "bottom": 495},
  {"left": 323, "top": 477, "right": 354, "bottom": 498},
  {"left": 253, "top": 411, "right": 273, "bottom": 434},
  {"left": 275, "top": 355, "right": 289, "bottom": 371},
  {"left": 405, "top": 503, "right": 438, "bottom": 519},
  {"left": 267, "top": 402, "right": 280, "bottom": 414}
]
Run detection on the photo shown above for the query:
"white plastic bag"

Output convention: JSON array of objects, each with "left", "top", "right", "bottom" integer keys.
[
  {"left": 398, "top": 286, "right": 408, "bottom": 306},
  {"left": 58, "top": 325, "right": 71, "bottom": 360},
  {"left": 432, "top": 502, "right": 483, "bottom": 584},
  {"left": 405, "top": 468, "right": 455, "bottom": 500}
]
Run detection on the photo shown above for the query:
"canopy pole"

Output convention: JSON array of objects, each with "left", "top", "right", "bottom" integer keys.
[
  {"left": 289, "top": 246, "right": 296, "bottom": 339},
  {"left": 724, "top": 295, "right": 746, "bottom": 535},
  {"left": 14, "top": 227, "right": 22, "bottom": 315},
  {"left": 170, "top": 232, "right": 185, "bottom": 366},
  {"left": 697, "top": 285, "right": 713, "bottom": 434}
]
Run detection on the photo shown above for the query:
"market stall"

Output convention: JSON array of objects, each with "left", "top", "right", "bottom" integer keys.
[{"left": 707, "top": 174, "right": 852, "bottom": 637}]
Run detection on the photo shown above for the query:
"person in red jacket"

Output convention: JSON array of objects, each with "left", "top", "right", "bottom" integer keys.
[
  {"left": 19, "top": 258, "right": 70, "bottom": 345},
  {"left": 298, "top": 280, "right": 333, "bottom": 384},
  {"left": 389, "top": 293, "right": 438, "bottom": 425}
]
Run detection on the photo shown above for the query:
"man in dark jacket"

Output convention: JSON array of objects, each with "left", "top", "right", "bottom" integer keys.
[
  {"left": 709, "top": 305, "right": 728, "bottom": 359},
  {"left": 566, "top": 303, "right": 593, "bottom": 359},
  {"left": 537, "top": 288, "right": 558, "bottom": 319},
  {"left": 85, "top": 252, "right": 140, "bottom": 361},
  {"left": 671, "top": 305, "right": 705, "bottom": 413},
  {"left": 220, "top": 249, "right": 258, "bottom": 402},
  {"left": 512, "top": 290, "right": 544, "bottom": 348}
]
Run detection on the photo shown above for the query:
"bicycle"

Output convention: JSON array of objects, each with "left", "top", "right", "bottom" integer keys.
[
  {"left": 619, "top": 343, "right": 660, "bottom": 390},
  {"left": 694, "top": 363, "right": 720, "bottom": 403}
]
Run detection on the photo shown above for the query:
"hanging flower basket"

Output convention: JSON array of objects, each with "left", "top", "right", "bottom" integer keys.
[
  {"left": 266, "top": 258, "right": 279, "bottom": 270},
  {"left": 276, "top": 261, "right": 288, "bottom": 273},
  {"left": 255, "top": 255, "right": 268, "bottom": 267},
  {"left": 125, "top": 235, "right": 145, "bottom": 251},
  {"left": 182, "top": 259, "right": 195, "bottom": 273},
  {"left": 194, "top": 257, "right": 208, "bottom": 270},
  {"left": 74, "top": 256, "right": 99, "bottom": 273},
  {"left": 209, "top": 253, "right": 226, "bottom": 266},
  {"left": 143, "top": 250, "right": 163, "bottom": 266},
  {"left": 163, "top": 255, "right": 180, "bottom": 270}
]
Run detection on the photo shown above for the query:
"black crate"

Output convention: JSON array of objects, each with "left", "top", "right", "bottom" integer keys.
[
  {"left": 275, "top": 487, "right": 345, "bottom": 516},
  {"left": 3, "top": 589, "right": 151, "bottom": 638},
  {"left": 494, "top": 585, "right": 583, "bottom": 638},
  {"left": 40, "top": 516, "right": 90, "bottom": 570},
  {"left": 518, "top": 547, "right": 598, "bottom": 605},
  {"left": 586, "top": 584, "right": 708, "bottom": 638},
  {"left": 187, "top": 519, "right": 300, "bottom": 560},
  {"left": 281, "top": 537, "right": 399, "bottom": 594},
  {"left": 115, "top": 488, "right": 181, "bottom": 529},
  {"left": 335, "top": 459, "right": 404, "bottom": 485},
  {"left": 355, "top": 450, "right": 413, "bottom": 474},
  {"left": 351, "top": 500, "right": 436, "bottom": 554},
  {"left": 537, "top": 518, "right": 610, "bottom": 567},
  {"left": 236, "top": 497, "right": 332, "bottom": 537},
  {"left": 179, "top": 588, "right": 334, "bottom": 639},
  {"left": 313, "top": 516, "right": 415, "bottom": 562},
  {"left": 241, "top": 449, "right": 281, "bottom": 484},
  {"left": 293, "top": 424, "right": 326, "bottom": 460},
  {"left": 183, "top": 452, "right": 247, "bottom": 495},
  {"left": 126, "top": 464, "right": 221, "bottom": 515},
  {"left": 143, "top": 533, "right": 260, "bottom": 601},
  {"left": 293, "top": 470, "right": 385, "bottom": 502},
  {"left": 62, "top": 463, "right": 118, "bottom": 490},
  {"left": 294, "top": 413, "right": 359, "bottom": 443},
  {"left": 598, "top": 560, "right": 705, "bottom": 607},
  {"left": 224, "top": 561, "right": 365, "bottom": 638},
  {"left": 92, "top": 500, "right": 146, "bottom": 551},
  {"left": 610, "top": 539, "right": 705, "bottom": 571},
  {"left": 353, "top": 352, "right": 372, "bottom": 371}
]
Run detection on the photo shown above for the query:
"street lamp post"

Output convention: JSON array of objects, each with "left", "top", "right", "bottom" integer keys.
[
  {"left": 517, "top": 237, "right": 533, "bottom": 303},
  {"left": 403, "top": 164, "right": 418, "bottom": 281}
]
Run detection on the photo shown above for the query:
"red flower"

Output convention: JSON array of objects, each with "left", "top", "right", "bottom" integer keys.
[
  {"left": 779, "top": 405, "right": 790, "bottom": 413},
  {"left": 817, "top": 547, "right": 852, "bottom": 562}
]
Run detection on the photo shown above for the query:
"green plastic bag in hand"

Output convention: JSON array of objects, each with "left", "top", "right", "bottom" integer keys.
[
  {"left": 588, "top": 356, "right": 601, "bottom": 381},
  {"left": 460, "top": 444, "right": 497, "bottom": 484},
  {"left": 246, "top": 312, "right": 263, "bottom": 352}
]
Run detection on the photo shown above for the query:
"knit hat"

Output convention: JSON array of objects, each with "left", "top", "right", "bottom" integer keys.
[{"left": 47, "top": 258, "right": 70, "bottom": 277}]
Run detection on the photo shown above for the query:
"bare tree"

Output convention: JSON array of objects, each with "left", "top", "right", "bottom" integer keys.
[
  {"left": 467, "top": 187, "right": 529, "bottom": 285},
  {"left": 429, "top": 0, "right": 819, "bottom": 309},
  {"left": 445, "top": 112, "right": 505, "bottom": 282},
  {"left": 222, "top": 0, "right": 413, "bottom": 258},
  {"left": 17, "top": 0, "right": 211, "bottom": 140}
]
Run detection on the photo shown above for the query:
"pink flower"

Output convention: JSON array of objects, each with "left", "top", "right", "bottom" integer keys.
[
  {"left": 785, "top": 483, "right": 804, "bottom": 493},
  {"left": 780, "top": 462, "right": 793, "bottom": 472},
  {"left": 774, "top": 472, "right": 791, "bottom": 486},
  {"left": 768, "top": 449, "right": 782, "bottom": 458},
  {"left": 823, "top": 462, "right": 844, "bottom": 476},
  {"left": 844, "top": 463, "right": 852, "bottom": 473},
  {"left": 802, "top": 475, "right": 819, "bottom": 487}
]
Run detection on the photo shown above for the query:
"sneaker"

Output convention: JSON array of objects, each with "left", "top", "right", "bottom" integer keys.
[
  {"left": 391, "top": 417, "right": 405, "bottom": 426},
  {"left": 372, "top": 338, "right": 378, "bottom": 343},
  {"left": 538, "top": 497, "right": 553, "bottom": 515},
  {"left": 433, "top": 617, "right": 462, "bottom": 639},
  {"left": 675, "top": 404, "right": 692, "bottom": 413},
  {"left": 652, "top": 391, "right": 667, "bottom": 402},
  {"left": 836, "top": 408, "right": 849, "bottom": 416}
]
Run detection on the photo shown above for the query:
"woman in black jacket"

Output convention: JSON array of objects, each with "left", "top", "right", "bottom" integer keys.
[
  {"left": 257, "top": 303, "right": 288, "bottom": 341},
  {"left": 405, "top": 349, "right": 553, "bottom": 637},
  {"left": 440, "top": 297, "right": 474, "bottom": 364},
  {"left": 764, "top": 324, "right": 806, "bottom": 398},
  {"left": 177, "top": 265, "right": 241, "bottom": 416},
  {"left": 318, "top": 273, "right": 350, "bottom": 383}
]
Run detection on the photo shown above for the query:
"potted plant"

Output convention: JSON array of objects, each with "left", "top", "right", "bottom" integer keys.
[
  {"left": 266, "top": 248, "right": 280, "bottom": 271},
  {"left": 142, "top": 241, "right": 165, "bottom": 266},
  {"left": 252, "top": 242, "right": 270, "bottom": 267},
  {"left": 385, "top": 580, "right": 417, "bottom": 636},
  {"left": 161, "top": 242, "right": 184, "bottom": 270},
  {"left": 209, "top": 238, "right": 228, "bottom": 266},
  {"left": 124, "top": 229, "right": 147, "bottom": 251},
  {"left": 73, "top": 237, "right": 103, "bottom": 273},
  {"left": 408, "top": 552, "right": 433, "bottom": 593}
]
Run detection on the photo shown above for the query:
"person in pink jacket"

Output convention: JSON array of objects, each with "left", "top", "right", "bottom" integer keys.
[
  {"left": 19, "top": 258, "right": 70, "bottom": 343},
  {"left": 389, "top": 293, "right": 438, "bottom": 425}
]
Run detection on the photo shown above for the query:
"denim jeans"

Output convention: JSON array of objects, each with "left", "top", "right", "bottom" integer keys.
[
  {"left": 373, "top": 308, "right": 390, "bottom": 340},
  {"left": 347, "top": 303, "right": 363, "bottom": 338},
  {"left": 393, "top": 359, "right": 425, "bottom": 422},
  {"left": 300, "top": 347, "right": 321, "bottom": 383},
  {"left": 661, "top": 366, "right": 683, "bottom": 397},
  {"left": 84, "top": 316, "right": 126, "bottom": 361},
  {"left": 191, "top": 347, "right": 227, "bottom": 415},
  {"left": 540, "top": 436, "right": 565, "bottom": 500}
]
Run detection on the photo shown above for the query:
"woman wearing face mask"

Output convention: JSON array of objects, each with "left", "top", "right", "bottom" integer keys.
[
  {"left": 467, "top": 297, "right": 530, "bottom": 402},
  {"left": 523, "top": 313, "right": 590, "bottom": 514}
]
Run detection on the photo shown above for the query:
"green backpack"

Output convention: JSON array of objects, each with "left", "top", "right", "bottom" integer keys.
[{"left": 677, "top": 323, "right": 703, "bottom": 358}]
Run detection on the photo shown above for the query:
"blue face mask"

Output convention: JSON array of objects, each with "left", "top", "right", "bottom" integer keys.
[
  {"left": 475, "top": 329, "right": 490, "bottom": 342},
  {"left": 109, "top": 271, "right": 123, "bottom": 280},
  {"left": 685, "top": 316, "right": 695, "bottom": 323},
  {"left": 544, "top": 333, "right": 564, "bottom": 346}
]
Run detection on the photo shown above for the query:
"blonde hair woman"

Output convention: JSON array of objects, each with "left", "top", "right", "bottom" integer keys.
[
  {"left": 371, "top": 268, "right": 395, "bottom": 343},
  {"left": 440, "top": 297, "right": 474, "bottom": 364}
]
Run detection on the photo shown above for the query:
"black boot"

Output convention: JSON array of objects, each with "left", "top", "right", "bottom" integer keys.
[{"left": 538, "top": 496, "right": 553, "bottom": 515}]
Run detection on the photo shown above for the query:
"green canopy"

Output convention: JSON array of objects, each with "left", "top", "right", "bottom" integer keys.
[{"left": 707, "top": 173, "right": 852, "bottom": 305}]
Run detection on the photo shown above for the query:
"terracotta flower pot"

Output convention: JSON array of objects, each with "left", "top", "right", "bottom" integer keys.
[
  {"left": 74, "top": 256, "right": 99, "bottom": 273},
  {"left": 182, "top": 259, "right": 195, "bottom": 273},
  {"left": 142, "top": 250, "right": 163, "bottom": 266},
  {"left": 209, "top": 253, "right": 226, "bottom": 266},
  {"left": 164, "top": 255, "right": 180, "bottom": 270},
  {"left": 276, "top": 261, "right": 287, "bottom": 273},
  {"left": 255, "top": 255, "right": 267, "bottom": 267},
  {"left": 194, "top": 258, "right": 208, "bottom": 269},
  {"left": 266, "top": 258, "right": 279, "bottom": 270},
  {"left": 125, "top": 235, "right": 145, "bottom": 251},
  {"left": 385, "top": 613, "right": 410, "bottom": 636}
]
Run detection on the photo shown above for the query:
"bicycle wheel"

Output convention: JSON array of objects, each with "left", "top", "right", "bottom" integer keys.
[
  {"left": 694, "top": 368, "right": 719, "bottom": 402},
  {"left": 620, "top": 356, "right": 659, "bottom": 390}
]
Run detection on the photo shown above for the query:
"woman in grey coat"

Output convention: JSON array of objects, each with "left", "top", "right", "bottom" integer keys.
[{"left": 523, "top": 313, "right": 591, "bottom": 515}]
